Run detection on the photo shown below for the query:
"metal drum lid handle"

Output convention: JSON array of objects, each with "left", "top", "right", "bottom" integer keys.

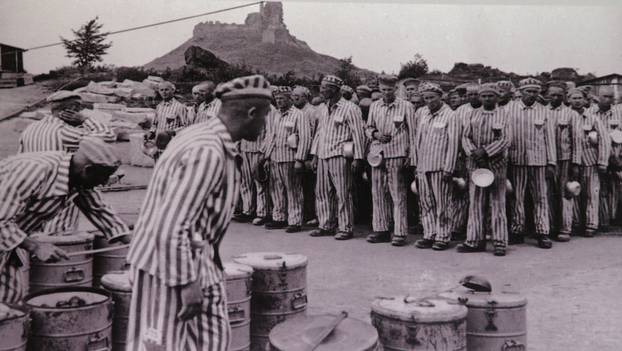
[
  {"left": 63, "top": 267, "right": 85, "bottom": 283},
  {"left": 291, "top": 292, "right": 307, "bottom": 310},
  {"left": 502, "top": 340, "right": 526, "bottom": 351},
  {"left": 227, "top": 305, "right": 246, "bottom": 320},
  {"left": 87, "top": 332, "right": 109, "bottom": 351}
]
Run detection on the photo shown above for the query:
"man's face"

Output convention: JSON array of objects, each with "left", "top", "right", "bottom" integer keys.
[
  {"left": 192, "top": 88, "right": 207, "bottom": 104},
  {"left": 599, "top": 92, "right": 614, "bottom": 109},
  {"left": 466, "top": 90, "right": 479, "bottom": 104},
  {"left": 291, "top": 92, "right": 307, "bottom": 108},
  {"left": 404, "top": 84, "right": 418, "bottom": 99},
  {"left": 569, "top": 94, "right": 585, "bottom": 109},
  {"left": 275, "top": 94, "right": 292, "bottom": 110},
  {"left": 423, "top": 92, "right": 442, "bottom": 110},
  {"left": 379, "top": 83, "right": 396, "bottom": 102},
  {"left": 479, "top": 92, "right": 498, "bottom": 109},
  {"left": 319, "top": 82, "right": 339, "bottom": 100},
  {"left": 521, "top": 87, "right": 540, "bottom": 105},
  {"left": 448, "top": 94, "right": 462, "bottom": 109},
  {"left": 159, "top": 86, "right": 174, "bottom": 100},
  {"left": 356, "top": 89, "right": 371, "bottom": 99},
  {"left": 244, "top": 100, "right": 271, "bottom": 141}
]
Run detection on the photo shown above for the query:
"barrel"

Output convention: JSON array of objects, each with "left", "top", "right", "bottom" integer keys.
[
  {"left": 371, "top": 296, "right": 468, "bottom": 351},
  {"left": 93, "top": 235, "right": 129, "bottom": 286},
  {"left": 269, "top": 314, "right": 379, "bottom": 351},
  {"left": 0, "top": 304, "right": 29, "bottom": 351},
  {"left": 101, "top": 271, "right": 132, "bottom": 351},
  {"left": 233, "top": 252, "right": 308, "bottom": 351},
  {"left": 224, "top": 262, "right": 253, "bottom": 351},
  {"left": 439, "top": 288, "right": 527, "bottom": 351},
  {"left": 25, "top": 286, "right": 113, "bottom": 351},
  {"left": 29, "top": 233, "right": 94, "bottom": 294}
]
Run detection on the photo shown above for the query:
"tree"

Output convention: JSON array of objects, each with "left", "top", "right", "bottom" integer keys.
[
  {"left": 335, "top": 56, "right": 362, "bottom": 87},
  {"left": 61, "top": 17, "right": 112, "bottom": 71},
  {"left": 398, "top": 53, "right": 429, "bottom": 79}
]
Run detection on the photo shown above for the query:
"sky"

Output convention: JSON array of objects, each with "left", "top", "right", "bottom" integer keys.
[{"left": 1, "top": 0, "right": 621, "bottom": 76}]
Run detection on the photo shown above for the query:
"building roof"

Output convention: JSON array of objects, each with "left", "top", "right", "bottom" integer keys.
[
  {"left": 579, "top": 73, "right": 622, "bottom": 85},
  {"left": 0, "top": 43, "right": 26, "bottom": 51}
]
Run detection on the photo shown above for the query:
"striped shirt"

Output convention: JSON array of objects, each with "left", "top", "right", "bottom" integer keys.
[
  {"left": 506, "top": 100, "right": 556, "bottom": 166},
  {"left": 310, "top": 98, "right": 365, "bottom": 160},
  {"left": 299, "top": 103, "right": 318, "bottom": 136},
  {"left": 240, "top": 105, "right": 274, "bottom": 153},
  {"left": 576, "top": 110, "right": 609, "bottom": 166},
  {"left": 151, "top": 98, "right": 189, "bottom": 134},
  {"left": 190, "top": 99, "right": 222, "bottom": 125},
  {"left": 365, "top": 97, "right": 415, "bottom": 158},
  {"left": 127, "top": 118, "right": 240, "bottom": 288},
  {"left": 462, "top": 107, "right": 509, "bottom": 168},
  {"left": 262, "top": 106, "right": 312, "bottom": 162},
  {"left": 592, "top": 106, "right": 622, "bottom": 159},
  {"left": 411, "top": 103, "right": 460, "bottom": 173},
  {"left": 454, "top": 103, "right": 478, "bottom": 128},
  {"left": 549, "top": 104, "right": 581, "bottom": 163},
  {"left": 0, "top": 152, "right": 129, "bottom": 253},
  {"left": 18, "top": 115, "right": 116, "bottom": 153}
]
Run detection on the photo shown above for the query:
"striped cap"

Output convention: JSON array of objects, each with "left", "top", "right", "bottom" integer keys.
[
  {"left": 478, "top": 83, "right": 500, "bottom": 95},
  {"left": 273, "top": 86, "right": 292, "bottom": 96},
  {"left": 356, "top": 85, "right": 373, "bottom": 92},
  {"left": 321, "top": 75, "right": 344, "bottom": 87},
  {"left": 292, "top": 85, "right": 311, "bottom": 97},
  {"left": 496, "top": 80, "right": 515, "bottom": 93},
  {"left": 518, "top": 78, "right": 542, "bottom": 91},
  {"left": 46, "top": 90, "right": 81, "bottom": 102},
  {"left": 418, "top": 81, "right": 444, "bottom": 95},
  {"left": 568, "top": 88, "right": 587, "bottom": 98},
  {"left": 77, "top": 136, "right": 121, "bottom": 168},
  {"left": 401, "top": 78, "right": 419, "bottom": 87},
  {"left": 341, "top": 85, "right": 354, "bottom": 93},
  {"left": 378, "top": 74, "right": 399, "bottom": 85},
  {"left": 465, "top": 83, "right": 480, "bottom": 93},
  {"left": 214, "top": 75, "right": 272, "bottom": 100}
]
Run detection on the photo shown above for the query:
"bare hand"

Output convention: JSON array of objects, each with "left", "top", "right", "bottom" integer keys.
[
  {"left": 311, "top": 156, "right": 318, "bottom": 172},
  {"left": 58, "top": 110, "right": 86, "bottom": 126},
  {"left": 472, "top": 148, "right": 487, "bottom": 161},
  {"left": 569, "top": 164, "right": 580, "bottom": 181},
  {"left": 178, "top": 280, "right": 202, "bottom": 321},
  {"left": 546, "top": 165, "right": 557, "bottom": 179},
  {"left": 442, "top": 171, "right": 453, "bottom": 181},
  {"left": 294, "top": 160, "right": 305, "bottom": 173},
  {"left": 33, "top": 242, "right": 68, "bottom": 262},
  {"left": 598, "top": 165, "right": 608, "bottom": 174},
  {"left": 351, "top": 159, "right": 362, "bottom": 172}
]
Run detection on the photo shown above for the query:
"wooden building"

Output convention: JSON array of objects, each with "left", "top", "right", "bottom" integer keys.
[
  {"left": 578, "top": 74, "right": 622, "bottom": 103},
  {"left": 0, "top": 43, "right": 33, "bottom": 88}
]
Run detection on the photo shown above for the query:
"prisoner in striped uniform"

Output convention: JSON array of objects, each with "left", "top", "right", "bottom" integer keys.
[
  {"left": 546, "top": 82, "right": 582, "bottom": 242},
  {"left": 365, "top": 74, "right": 415, "bottom": 246},
  {"left": 0, "top": 139, "right": 129, "bottom": 304},
  {"left": 146, "top": 81, "right": 190, "bottom": 160},
  {"left": 292, "top": 86, "right": 319, "bottom": 225},
  {"left": 126, "top": 75, "right": 273, "bottom": 351},
  {"left": 18, "top": 91, "right": 116, "bottom": 234},
  {"left": 261, "top": 86, "right": 312, "bottom": 232},
  {"left": 309, "top": 75, "right": 366, "bottom": 240},
  {"left": 591, "top": 87, "right": 621, "bottom": 229},
  {"left": 568, "top": 89, "right": 609, "bottom": 237},
  {"left": 506, "top": 78, "right": 556, "bottom": 249},
  {"left": 235, "top": 105, "right": 273, "bottom": 225},
  {"left": 188, "top": 81, "right": 222, "bottom": 124},
  {"left": 456, "top": 83, "right": 510, "bottom": 256},
  {"left": 411, "top": 82, "right": 460, "bottom": 251}
]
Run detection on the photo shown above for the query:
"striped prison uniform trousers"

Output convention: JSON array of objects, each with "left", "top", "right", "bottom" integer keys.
[
  {"left": 465, "top": 164, "right": 508, "bottom": 247},
  {"left": 0, "top": 252, "right": 26, "bottom": 304},
  {"left": 599, "top": 172, "right": 618, "bottom": 228},
  {"left": 370, "top": 158, "right": 408, "bottom": 237},
  {"left": 548, "top": 160, "right": 575, "bottom": 236},
  {"left": 127, "top": 270, "right": 230, "bottom": 351},
  {"left": 239, "top": 152, "right": 270, "bottom": 218},
  {"left": 417, "top": 171, "right": 453, "bottom": 243},
  {"left": 450, "top": 153, "right": 469, "bottom": 235},
  {"left": 269, "top": 161, "right": 304, "bottom": 225},
  {"left": 509, "top": 166, "right": 550, "bottom": 236},
  {"left": 303, "top": 169, "right": 316, "bottom": 222},
  {"left": 316, "top": 157, "right": 354, "bottom": 233},
  {"left": 574, "top": 166, "right": 600, "bottom": 233}
]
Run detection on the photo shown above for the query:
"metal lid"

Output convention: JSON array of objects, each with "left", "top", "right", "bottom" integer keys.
[
  {"left": 223, "top": 262, "right": 253, "bottom": 279},
  {"left": 471, "top": 168, "right": 494, "bottom": 188},
  {"left": 233, "top": 252, "right": 308, "bottom": 270},
  {"left": 101, "top": 271, "right": 132, "bottom": 291},
  {"left": 410, "top": 180, "right": 418, "bottom": 194},
  {"left": 26, "top": 287, "right": 110, "bottom": 309},
  {"left": 611, "top": 130, "right": 622, "bottom": 144},
  {"left": 439, "top": 290, "right": 527, "bottom": 308},
  {"left": 0, "top": 303, "right": 25, "bottom": 321},
  {"left": 342, "top": 142, "right": 354, "bottom": 159},
  {"left": 371, "top": 296, "right": 467, "bottom": 323},
  {"left": 269, "top": 314, "right": 378, "bottom": 351},
  {"left": 31, "top": 232, "right": 95, "bottom": 245},
  {"left": 286, "top": 134, "right": 299, "bottom": 149}
]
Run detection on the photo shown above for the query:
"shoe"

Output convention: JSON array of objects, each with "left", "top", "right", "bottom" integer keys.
[
  {"left": 309, "top": 229, "right": 334, "bottom": 237},
  {"left": 537, "top": 236, "right": 553, "bottom": 249},
  {"left": 456, "top": 243, "right": 486, "bottom": 253},
  {"left": 415, "top": 239, "right": 434, "bottom": 249},
  {"left": 432, "top": 241, "right": 450, "bottom": 251},
  {"left": 367, "top": 231, "right": 390, "bottom": 243},
  {"left": 265, "top": 221, "right": 287, "bottom": 230},
  {"left": 391, "top": 236, "right": 407, "bottom": 247},
  {"left": 554, "top": 234, "right": 571, "bottom": 242},
  {"left": 334, "top": 231, "right": 353, "bottom": 240},
  {"left": 285, "top": 225, "right": 302, "bottom": 233},
  {"left": 493, "top": 246, "right": 506, "bottom": 256},
  {"left": 305, "top": 218, "right": 319, "bottom": 226},
  {"left": 252, "top": 217, "right": 269, "bottom": 226},
  {"left": 232, "top": 213, "right": 253, "bottom": 223},
  {"left": 508, "top": 235, "right": 524, "bottom": 245}
]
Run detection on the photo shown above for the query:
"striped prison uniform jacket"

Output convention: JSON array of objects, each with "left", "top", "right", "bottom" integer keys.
[
  {"left": 411, "top": 103, "right": 460, "bottom": 243},
  {"left": 262, "top": 106, "right": 312, "bottom": 225},
  {"left": 151, "top": 98, "right": 190, "bottom": 134},
  {"left": 462, "top": 107, "right": 509, "bottom": 246},
  {"left": 0, "top": 152, "right": 129, "bottom": 303},
  {"left": 505, "top": 100, "right": 556, "bottom": 236},
  {"left": 126, "top": 118, "right": 239, "bottom": 351},
  {"left": 18, "top": 114, "right": 117, "bottom": 233},
  {"left": 299, "top": 103, "right": 318, "bottom": 138},
  {"left": 548, "top": 104, "right": 582, "bottom": 236},
  {"left": 365, "top": 97, "right": 415, "bottom": 236},
  {"left": 189, "top": 99, "right": 222, "bottom": 125},
  {"left": 310, "top": 98, "right": 366, "bottom": 160}
]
